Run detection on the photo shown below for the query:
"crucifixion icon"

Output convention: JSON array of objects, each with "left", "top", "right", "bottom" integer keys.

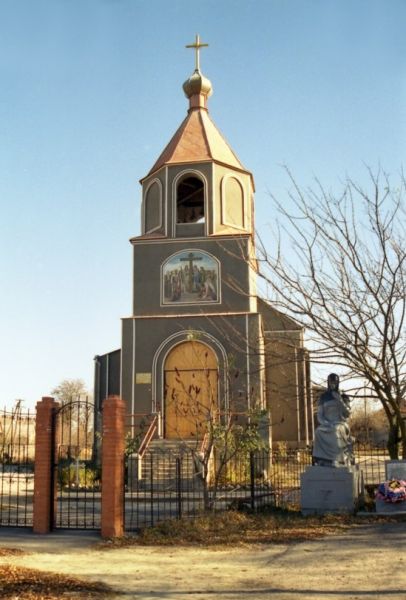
[{"left": 180, "top": 252, "right": 203, "bottom": 292}]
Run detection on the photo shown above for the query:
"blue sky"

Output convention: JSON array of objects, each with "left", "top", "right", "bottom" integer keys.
[{"left": 1, "top": 0, "right": 405, "bottom": 407}]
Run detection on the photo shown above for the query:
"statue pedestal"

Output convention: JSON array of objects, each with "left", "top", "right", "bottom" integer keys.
[
  {"left": 375, "top": 460, "right": 406, "bottom": 515},
  {"left": 375, "top": 498, "right": 406, "bottom": 514},
  {"left": 301, "top": 465, "right": 363, "bottom": 515}
]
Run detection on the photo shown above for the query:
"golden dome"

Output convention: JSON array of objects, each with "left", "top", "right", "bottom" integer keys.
[{"left": 183, "top": 69, "right": 213, "bottom": 99}]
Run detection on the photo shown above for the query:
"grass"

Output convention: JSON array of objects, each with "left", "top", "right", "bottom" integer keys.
[
  {"left": 99, "top": 508, "right": 404, "bottom": 548},
  {"left": 0, "top": 564, "right": 110, "bottom": 599}
]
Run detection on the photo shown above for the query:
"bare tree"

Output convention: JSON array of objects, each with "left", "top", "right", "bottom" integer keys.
[
  {"left": 51, "top": 379, "right": 93, "bottom": 458},
  {"left": 349, "top": 405, "right": 388, "bottom": 446},
  {"left": 51, "top": 379, "right": 89, "bottom": 404},
  {"left": 256, "top": 168, "right": 406, "bottom": 458}
]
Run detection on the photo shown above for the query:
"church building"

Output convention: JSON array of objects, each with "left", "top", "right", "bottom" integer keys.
[{"left": 94, "top": 37, "right": 313, "bottom": 448}]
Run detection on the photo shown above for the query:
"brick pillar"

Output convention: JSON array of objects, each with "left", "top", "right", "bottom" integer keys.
[
  {"left": 33, "top": 396, "right": 59, "bottom": 534},
  {"left": 101, "top": 395, "right": 125, "bottom": 538}
]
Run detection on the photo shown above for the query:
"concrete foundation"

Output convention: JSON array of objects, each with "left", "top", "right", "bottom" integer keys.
[{"left": 301, "top": 465, "right": 363, "bottom": 515}]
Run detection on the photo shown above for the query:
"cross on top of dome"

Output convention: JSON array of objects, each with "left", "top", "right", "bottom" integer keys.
[
  {"left": 185, "top": 34, "right": 209, "bottom": 73},
  {"left": 183, "top": 34, "right": 212, "bottom": 107}
]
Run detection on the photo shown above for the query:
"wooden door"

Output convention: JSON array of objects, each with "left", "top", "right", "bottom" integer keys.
[{"left": 164, "top": 341, "right": 218, "bottom": 439}]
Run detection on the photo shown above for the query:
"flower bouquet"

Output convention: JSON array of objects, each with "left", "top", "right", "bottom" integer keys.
[{"left": 376, "top": 479, "right": 406, "bottom": 503}]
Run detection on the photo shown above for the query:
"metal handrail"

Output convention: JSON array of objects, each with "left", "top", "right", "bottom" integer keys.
[{"left": 138, "top": 414, "right": 158, "bottom": 459}]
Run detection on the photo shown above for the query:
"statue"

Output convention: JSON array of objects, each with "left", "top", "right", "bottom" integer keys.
[{"left": 313, "top": 373, "right": 354, "bottom": 467}]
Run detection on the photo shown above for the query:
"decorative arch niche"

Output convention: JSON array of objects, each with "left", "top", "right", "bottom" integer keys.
[
  {"left": 144, "top": 179, "right": 162, "bottom": 233},
  {"left": 221, "top": 175, "right": 245, "bottom": 230}
]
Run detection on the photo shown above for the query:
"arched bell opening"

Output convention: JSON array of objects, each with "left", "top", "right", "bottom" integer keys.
[{"left": 176, "top": 175, "right": 205, "bottom": 225}]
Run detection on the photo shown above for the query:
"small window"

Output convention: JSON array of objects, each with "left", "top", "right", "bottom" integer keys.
[{"left": 176, "top": 176, "right": 205, "bottom": 224}]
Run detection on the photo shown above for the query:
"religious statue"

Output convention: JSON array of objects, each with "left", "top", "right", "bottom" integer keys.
[{"left": 313, "top": 373, "right": 354, "bottom": 467}]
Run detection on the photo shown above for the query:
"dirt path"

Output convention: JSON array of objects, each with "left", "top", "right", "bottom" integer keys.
[{"left": 0, "top": 523, "right": 405, "bottom": 599}]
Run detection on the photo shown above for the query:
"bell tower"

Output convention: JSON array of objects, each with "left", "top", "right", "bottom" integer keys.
[
  {"left": 95, "top": 37, "right": 314, "bottom": 448},
  {"left": 140, "top": 35, "right": 254, "bottom": 242},
  {"left": 131, "top": 34, "right": 259, "bottom": 321},
  {"left": 119, "top": 36, "right": 265, "bottom": 439}
]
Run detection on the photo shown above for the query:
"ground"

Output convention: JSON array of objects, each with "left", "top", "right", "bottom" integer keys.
[{"left": 0, "top": 521, "right": 405, "bottom": 600}]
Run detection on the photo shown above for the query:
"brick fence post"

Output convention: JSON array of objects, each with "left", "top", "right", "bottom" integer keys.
[
  {"left": 101, "top": 395, "right": 125, "bottom": 538},
  {"left": 33, "top": 396, "right": 59, "bottom": 534}
]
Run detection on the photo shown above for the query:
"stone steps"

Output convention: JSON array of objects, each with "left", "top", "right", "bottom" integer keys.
[{"left": 135, "top": 439, "right": 204, "bottom": 491}]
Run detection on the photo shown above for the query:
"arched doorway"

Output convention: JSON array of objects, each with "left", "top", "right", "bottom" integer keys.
[{"left": 164, "top": 341, "right": 218, "bottom": 439}]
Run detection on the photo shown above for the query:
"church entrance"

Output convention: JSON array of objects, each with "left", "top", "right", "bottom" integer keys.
[{"left": 164, "top": 341, "right": 218, "bottom": 439}]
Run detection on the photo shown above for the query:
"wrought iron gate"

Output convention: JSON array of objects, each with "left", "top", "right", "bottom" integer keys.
[{"left": 54, "top": 399, "right": 101, "bottom": 529}]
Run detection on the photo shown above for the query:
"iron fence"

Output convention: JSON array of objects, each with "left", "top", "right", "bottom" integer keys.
[
  {"left": 124, "top": 441, "right": 392, "bottom": 530},
  {"left": 54, "top": 399, "right": 101, "bottom": 530},
  {"left": 0, "top": 399, "right": 394, "bottom": 534},
  {"left": 354, "top": 442, "right": 390, "bottom": 486},
  {"left": 125, "top": 447, "right": 299, "bottom": 531},
  {"left": 0, "top": 408, "right": 35, "bottom": 527}
]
